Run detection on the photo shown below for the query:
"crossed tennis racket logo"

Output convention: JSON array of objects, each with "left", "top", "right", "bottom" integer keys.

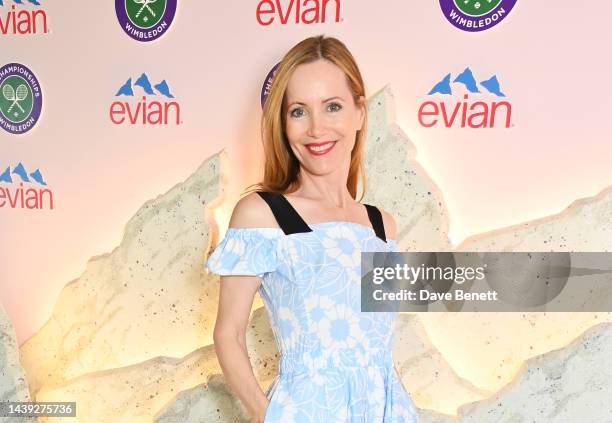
[
  {"left": 133, "top": 0, "right": 158, "bottom": 19},
  {"left": 460, "top": 0, "right": 496, "bottom": 11},
  {"left": 2, "top": 84, "right": 29, "bottom": 116}
]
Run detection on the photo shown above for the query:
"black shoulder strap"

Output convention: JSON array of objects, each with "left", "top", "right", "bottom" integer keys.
[
  {"left": 256, "top": 191, "right": 312, "bottom": 235},
  {"left": 364, "top": 204, "right": 387, "bottom": 242}
]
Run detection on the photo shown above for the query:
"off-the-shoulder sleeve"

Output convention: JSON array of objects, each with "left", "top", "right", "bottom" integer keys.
[
  {"left": 205, "top": 228, "right": 280, "bottom": 278},
  {"left": 387, "top": 238, "right": 398, "bottom": 252}
]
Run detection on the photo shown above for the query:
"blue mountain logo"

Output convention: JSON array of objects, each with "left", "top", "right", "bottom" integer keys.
[
  {"left": 428, "top": 67, "right": 506, "bottom": 97},
  {"left": 0, "top": 162, "right": 47, "bottom": 185},
  {"left": 0, "top": 0, "right": 41, "bottom": 6},
  {"left": 115, "top": 73, "right": 175, "bottom": 99}
]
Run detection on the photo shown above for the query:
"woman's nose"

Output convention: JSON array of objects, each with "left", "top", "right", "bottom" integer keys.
[{"left": 307, "top": 111, "right": 327, "bottom": 138}]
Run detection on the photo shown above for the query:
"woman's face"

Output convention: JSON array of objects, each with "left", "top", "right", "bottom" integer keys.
[{"left": 283, "top": 59, "right": 365, "bottom": 177}]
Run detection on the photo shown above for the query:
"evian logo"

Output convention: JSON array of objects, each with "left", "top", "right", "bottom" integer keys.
[
  {"left": 439, "top": 0, "right": 517, "bottom": 32},
  {"left": 418, "top": 67, "right": 512, "bottom": 129},
  {"left": 0, "top": 0, "right": 49, "bottom": 36},
  {"left": 0, "top": 162, "right": 53, "bottom": 210},
  {"left": 110, "top": 73, "right": 181, "bottom": 126},
  {"left": 256, "top": 0, "right": 342, "bottom": 26}
]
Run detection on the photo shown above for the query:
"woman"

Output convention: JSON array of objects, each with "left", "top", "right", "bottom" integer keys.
[{"left": 206, "top": 35, "right": 418, "bottom": 423}]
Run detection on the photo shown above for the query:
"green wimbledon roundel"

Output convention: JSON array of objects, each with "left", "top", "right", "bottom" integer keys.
[
  {"left": 125, "top": 0, "right": 167, "bottom": 29},
  {"left": 0, "top": 75, "right": 34, "bottom": 124},
  {"left": 453, "top": 0, "right": 502, "bottom": 17}
]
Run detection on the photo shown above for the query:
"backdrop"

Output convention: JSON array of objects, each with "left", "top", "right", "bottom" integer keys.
[{"left": 1, "top": 0, "right": 611, "bottom": 387}]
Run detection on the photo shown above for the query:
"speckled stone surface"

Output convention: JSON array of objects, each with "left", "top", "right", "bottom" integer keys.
[
  {"left": 1, "top": 302, "right": 37, "bottom": 422},
  {"left": 242, "top": 307, "right": 280, "bottom": 385},
  {"left": 34, "top": 343, "right": 220, "bottom": 423},
  {"left": 361, "top": 86, "right": 451, "bottom": 252},
  {"left": 29, "top": 303, "right": 276, "bottom": 423},
  {"left": 154, "top": 374, "right": 249, "bottom": 423},
  {"left": 418, "top": 323, "right": 612, "bottom": 423},
  {"left": 392, "top": 313, "right": 490, "bottom": 416},
  {"left": 457, "top": 186, "right": 612, "bottom": 253},
  {"left": 19, "top": 154, "right": 223, "bottom": 397},
  {"left": 154, "top": 308, "right": 278, "bottom": 423},
  {"left": 413, "top": 186, "right": 612, "bottom": 404}
]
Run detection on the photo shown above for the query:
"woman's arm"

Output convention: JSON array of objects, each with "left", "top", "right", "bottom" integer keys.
[
  {"left": 212, "top": 193, "right": 277, "bottom": 422},
  {"left": 213, "top": 274, "right": 269, "bottom": 422}
]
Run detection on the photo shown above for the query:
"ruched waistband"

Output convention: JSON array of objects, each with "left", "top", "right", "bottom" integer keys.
[{"left": 279, "top": 349, "right": 394, "bottom": 376}]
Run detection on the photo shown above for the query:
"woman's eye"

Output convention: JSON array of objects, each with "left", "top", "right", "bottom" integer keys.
[
  {"left": 290, "top": 108, "right": 305, "bottom": 118},
  {"left": 328, "top": 102, "right": 342, "bottom": 112}
]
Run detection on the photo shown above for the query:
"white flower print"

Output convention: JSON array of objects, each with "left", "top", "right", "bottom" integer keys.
[
  {"left": 265, "top": 389, "right": 299, "bottom": 423},
  {"left": 355, "top": 349, "right": 370, "bottom": 367},
  {"left": 322, "top": 225, "right": 361, "bottom": 268},
  {"left": 303, "top": 347, "right": 329, "bottom": 374},
  {"left": 285, "top": 237, "right": 300, "bottom": 262},
  {"left": 207, "top": 224, "right": 416, "bottom": 422},
  {"left": 277, "top": 307, "right": 301, "bottom": 349},
  {"left": 304, "top": 293, "right": 334, "bottom": 329},
  {"left": 318, "top": 303, "right": 367, "bottom": 350},
  {"left": 213, "top": 237, "right": 245, "bottom": 272},
  {"left": 367, "top": 367, "right": 387, "bottom": 417}
]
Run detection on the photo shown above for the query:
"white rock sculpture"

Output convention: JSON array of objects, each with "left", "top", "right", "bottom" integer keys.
[
  {"left": 361, "top": 86, "right": 451, "bottom": 252},
  {"left": 154, "top": 374, "right": 249, "bottom": 423},
  {"left": 418, "top": 323, "right": 612, "bottom": 423},
  {"left": 1, "top": 303, "right": 36, "bottom": 422},
  {"left": 20, "top": 154, "right": 223, "bottom": 396},
  {"left": 34, "top": 344, "right": 220, "bottom": 423},
  {"left": 154, "top": 308, "right": 278, "bottom": 423},
  {"left": 31, "top": 306, "right": 275, "bottom": 423},
  {"left": 393, "top": 313, "right": 490, "bottom": 415},
  {"left": 415, "top": 186, "right": 612, "bottom": 397},
  {"left": 458, "top": 185, "right": 612, "bottom": 252}
]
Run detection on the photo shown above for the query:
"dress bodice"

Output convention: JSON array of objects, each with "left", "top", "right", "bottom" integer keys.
[{"left": 205, "top": 192, "right": 417, "bottom": 422}]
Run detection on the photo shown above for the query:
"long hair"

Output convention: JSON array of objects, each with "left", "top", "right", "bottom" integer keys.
[{"left": 245, "top": 35, "right": 367, "bottom": 201}]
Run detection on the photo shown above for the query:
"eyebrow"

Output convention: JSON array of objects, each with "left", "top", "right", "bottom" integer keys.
[{"left": 287, "top": 96, "right": 345, "bottom": 108}]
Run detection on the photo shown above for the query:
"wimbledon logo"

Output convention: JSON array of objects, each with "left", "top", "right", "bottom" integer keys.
[
  {"left": 115, "top": 0, "right": 177, "bottom": 42},
  {"left": 0, "top": 162, "right": 53, "bottom": 210},
  {"left": 110, "top": 73, "right": 180, "bottom": 125},
  {"left": 0, "top": 63, "right": 42, "bottom": 135},
  {"left": 260, "top": 62, "right": 280, "bottom": 108},
  {"left": 418, "top": 67, "right": 512, "bottom": 129},
  {"left": 439, "top": 0, "right": 517, "bottom": 32}
]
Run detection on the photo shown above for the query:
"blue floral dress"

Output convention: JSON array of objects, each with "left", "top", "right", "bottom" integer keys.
[{"left": 206, "top": 199, "right": 419, "bottom": 423}]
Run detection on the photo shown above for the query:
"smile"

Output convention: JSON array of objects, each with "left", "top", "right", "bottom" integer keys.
[{"left": 305, "top": 141, "right": 337, "bottom": 156}]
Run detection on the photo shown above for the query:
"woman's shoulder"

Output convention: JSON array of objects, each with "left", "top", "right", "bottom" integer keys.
[{"left": 228, "top": 191, "right": 280, "bottom": 229}]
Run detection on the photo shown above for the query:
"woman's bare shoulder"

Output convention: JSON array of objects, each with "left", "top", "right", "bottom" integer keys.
[{"left": 228, "top": 191, "right": 279, "bottom": 229}]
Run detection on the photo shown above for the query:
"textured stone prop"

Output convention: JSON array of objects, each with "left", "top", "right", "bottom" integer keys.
[
  {"left": 418, "top": 323, "right": 612, "bottom": 423},
  {"left": 1, "top": 303, "right": 36, "bottom": 422},
  {"left": 20, "top": 154, "right": 223, "bottom": 397}
]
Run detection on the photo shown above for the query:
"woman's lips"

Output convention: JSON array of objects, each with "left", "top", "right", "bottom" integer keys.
[{"left": 305, "top": 141, "right": 337, "bottom": 156}]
